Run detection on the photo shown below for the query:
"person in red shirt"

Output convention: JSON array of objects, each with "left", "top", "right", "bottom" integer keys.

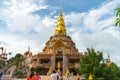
[
  {"left": 27, "top": 72, "right": 36, "bottom": 80},
  {"left": 34, "top": 72, "right": 41, "bottom": 80}
]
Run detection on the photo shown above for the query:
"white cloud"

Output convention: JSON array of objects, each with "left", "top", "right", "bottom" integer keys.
[
  {"left": 64, "top": 0, "right": 120, "bottom": 66},
  {"left": 83, "top": 0, "right": 120, "bottom": 31},
  {"left": 65, "top": 12, "right": 86, "bottom": 26},
  {"left": 0, "top": 0, "right": 49, "bottom": 33},
  {"left": 0, "top": 0, "right": 55, "bottom": 57}
]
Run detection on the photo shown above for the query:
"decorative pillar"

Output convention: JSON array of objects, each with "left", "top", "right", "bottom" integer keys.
[
  {"left": 37, "top": 58, "right": 39, "bottom": 64},
  {"left": 52, "top": 55, "right": 56, "bottom": 70},
  {"left": 63, "top": 54, "right": 68, "bottom": 74},
  {"left": 51, "top": 48, "right": 56, "bottom": 70}
]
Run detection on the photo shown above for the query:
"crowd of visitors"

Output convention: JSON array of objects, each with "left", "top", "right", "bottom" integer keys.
[
  {"left": 49, "top": 70, "right": 80, "bottom": 80},
  {"left": 0, "top": 69, "right": 80, "bottom": 80},
  {"left": 26, "top": 70, "right": 80, "bottom": 80},
  {"left": 26, "top": 70, "right": 81, "bottom": 80}
]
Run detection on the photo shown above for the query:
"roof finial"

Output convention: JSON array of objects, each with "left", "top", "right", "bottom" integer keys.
[
  {"left": 55, "top": 7, "right": 66, "bottom": 35},
  {"left": 60, "top": 6, "right": 62, "bottom": 15},
  {"left": 108, "top": 53, "right": 111, "bottom": 62},
  {"left": 28, "top": 46, "right": 30, "bottom": 52},
  {"left": 107, "top": 52, "right": 111, "bottom": 66},
  {"left": 108, "top": 53, "right": 110, "bottom": 59}
]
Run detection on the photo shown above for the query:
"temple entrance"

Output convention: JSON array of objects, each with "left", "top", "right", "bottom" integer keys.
[
  {"left": 58, "top": 51, "right": 62, "bottom": 54},
  {"left": 57, "top": 47, "right": 63, "bottom": 55}
]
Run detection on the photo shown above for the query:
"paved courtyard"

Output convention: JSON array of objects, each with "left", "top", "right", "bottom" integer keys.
[{"left": 1, "top": 75, "right": 81, "bottom": 80}]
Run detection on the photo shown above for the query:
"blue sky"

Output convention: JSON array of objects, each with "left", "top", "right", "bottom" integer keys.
[{"left": 0, "top": 0, "right": 120, "bottom": 66}]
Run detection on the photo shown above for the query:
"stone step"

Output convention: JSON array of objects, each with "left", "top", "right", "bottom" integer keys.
[{"left": 1, "top": 75, "right": 12, "bottom": 80}]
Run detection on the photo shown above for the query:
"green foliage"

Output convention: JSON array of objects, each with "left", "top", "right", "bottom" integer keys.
[
  {"left": 115, "top": 8, "right": 120, "bottom": 27},
  {"left": 78, "top": 48, "right": 120, "bottom": 80},
  {"left": 79, "top": 48, "right": 103, "bottom": 80},
  {"left": 30, "top": 67, "right": 35, "bottom": 72},
  {"left": 115, "top": 8, "right": 120, "bottom": 17},
  {"left": 0, "top": 65, "right": 2, "bottom": 69},
  {"left": 103, "top": 65, "right": 120, "bottom": 80},
  {"left": 115, "top": 18, "right": 120, "bottom": 27},
  {"left": 9, "top": 53, "right": 23, "bottom": 68},
  {"left": 13, "top": 69, "right": 25, "bottom": 78}
]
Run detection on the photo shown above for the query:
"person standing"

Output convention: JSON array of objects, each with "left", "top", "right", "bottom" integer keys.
[
  {"left": 34, "top": 72, "right": 41, "bottom": 80},
  {"left": 27, "top": 72, "right": 36, "bottom": 80},
  {"left": 59, "top": 72, "right": 63, "bottom": 80},
  {"left": 0, "top": 70, "right": 3, "bottom": 80},
  {"left": 67, "top": 73, "right": 71, "bottom": 80},
  {"left": 51, "top": 70, "right": 58, "bottom": 80}
]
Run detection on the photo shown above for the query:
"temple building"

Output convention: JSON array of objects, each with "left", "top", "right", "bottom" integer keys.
[{"left": 28, "top": 9, "right": 83, "bottom": 75}]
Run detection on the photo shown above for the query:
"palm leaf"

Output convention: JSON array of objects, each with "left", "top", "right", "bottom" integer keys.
[
  {"left": 115, "top": 21, "right": 119, "bottom": 27},
  {"left": 115, "top": 8, "right": 120, "bottom": 17},
  {"left": 115, "top": 18, "right": 120, "bottom": 27}
]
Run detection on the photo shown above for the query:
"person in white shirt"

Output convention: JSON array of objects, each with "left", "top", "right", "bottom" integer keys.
[{"left": 51, "top": 70, "right": 58, "bottom": 80}]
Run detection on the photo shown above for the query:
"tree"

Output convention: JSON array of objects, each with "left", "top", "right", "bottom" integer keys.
[
  {"left": 115, "top": 8, "right": 120, "bottom": 27},
  {"left": 79, "top": 48, "right": 103, "bottom": 79},
  {"left": 78, "top": 48, "right": 120, "bottom": 80},
  {"left": 103, "top": 63, "right": 120, "bottom": 80},
  {"left": 9, "top": 53, "right": 23, "bottom": 69}
]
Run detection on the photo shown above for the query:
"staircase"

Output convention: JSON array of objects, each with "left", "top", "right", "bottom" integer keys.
[
  {"left": 7, "top": 65, "right": 16, "bottom": 75},
  {"left": 1, "top": 75, "right": 12, "bottom": 80},
  {"left": 1, "top": 65, "right": 17, "bottom": 80}
]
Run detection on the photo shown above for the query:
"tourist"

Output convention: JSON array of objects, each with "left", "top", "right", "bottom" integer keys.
[
  {"left": 67, "top": 73, "right": 71, "bottom": 80},
  {"left": 51, "top": 70, "right": 59, "bottom": 80},
  {"left": 70, "top": 72, "right": 75, "bottom": 80},
  {"left": 27, "top": 72, "right": 36, "bottom": 80},
  {"left": 0, "top": 70, "right": 3, "bottom": 80},
  {"left": 34, "top": 72, "right": 41, "bottom": 80},
  {"left": 0, "top": 71, "right": 3, "bottom": 80},
  {"left": 59, "top": 72, "right": 63, "bottom": 80}
]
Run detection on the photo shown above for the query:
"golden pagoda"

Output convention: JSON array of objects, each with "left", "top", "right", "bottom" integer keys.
[
  {"left": 106, "top": 53, "right": 116, "bottom": 66},
  {"left": 30, "top": 9, "right": 82, "bottom": 75}
]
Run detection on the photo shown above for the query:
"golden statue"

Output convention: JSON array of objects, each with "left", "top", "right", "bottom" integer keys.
[
  {"left": 88, "top": 73, "right": 93, "bottom": 80},
  {"left": 77, "top": 73, "right": 80, "bottom": 80},
  {"left": 47, "top": 67, "right": 53, "bottom": 75},
  {"left": 57, "top": 62, "right": 60, "bottom": 72},
  {"left": 65, "top": 67, "right": 69, "bottom": 76}
]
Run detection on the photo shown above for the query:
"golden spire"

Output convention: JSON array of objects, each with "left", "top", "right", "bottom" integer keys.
[
  {"left": 107, "top": 53, "right": 111, "bottom": 66},
  {"left": 55, "top": 7, "right": 66, "bottom": 35},
  {"left": 28, "top": 46, "right": 30, "bottom": 52}
]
